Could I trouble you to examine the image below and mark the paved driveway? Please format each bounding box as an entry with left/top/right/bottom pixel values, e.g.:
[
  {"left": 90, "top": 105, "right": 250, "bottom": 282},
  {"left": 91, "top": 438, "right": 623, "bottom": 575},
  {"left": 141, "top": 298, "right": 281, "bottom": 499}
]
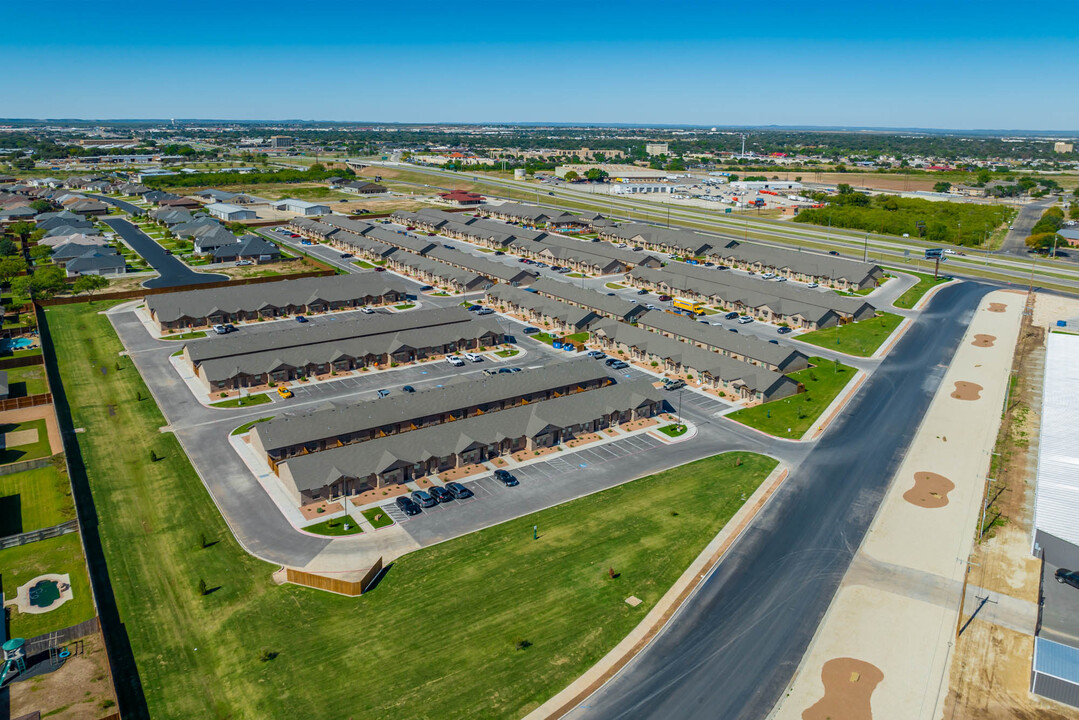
[{"left": 103, "top": 218, "right": 226, "bottom": 289}]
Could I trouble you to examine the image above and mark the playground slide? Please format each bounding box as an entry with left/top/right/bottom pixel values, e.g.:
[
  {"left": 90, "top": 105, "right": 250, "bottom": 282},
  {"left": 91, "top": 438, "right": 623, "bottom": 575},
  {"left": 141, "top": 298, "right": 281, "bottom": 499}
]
[{"left": 0, "top": 658, "right": 18, "bottom": 685}]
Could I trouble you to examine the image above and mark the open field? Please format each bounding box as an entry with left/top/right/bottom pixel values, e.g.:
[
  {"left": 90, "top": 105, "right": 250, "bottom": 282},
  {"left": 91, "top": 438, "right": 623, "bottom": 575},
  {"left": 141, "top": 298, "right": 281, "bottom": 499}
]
[
  {"left": 797, "top": 311, "right": 904, "bottom": 357},
  {"left": 0, "top": 532, "right": 95, "bottom": 638},
  {"left": 728, "top": 356, "right": 856, "bottom": 437},
  {"left": 48, "top": 298, "right": 776, "bottom": 720},
  {"left": 0, "top": 459, "right": 75, "bottom": 534}
]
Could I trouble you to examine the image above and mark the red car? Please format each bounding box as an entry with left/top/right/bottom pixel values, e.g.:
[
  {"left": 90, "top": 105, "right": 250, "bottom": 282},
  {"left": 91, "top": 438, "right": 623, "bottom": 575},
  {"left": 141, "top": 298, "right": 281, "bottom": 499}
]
[
  {"left": 289, "top": 233, "right": 300, "bottom": 238},
  {"left": 658, "top": 294, "right": 672, "bottom": 301}
]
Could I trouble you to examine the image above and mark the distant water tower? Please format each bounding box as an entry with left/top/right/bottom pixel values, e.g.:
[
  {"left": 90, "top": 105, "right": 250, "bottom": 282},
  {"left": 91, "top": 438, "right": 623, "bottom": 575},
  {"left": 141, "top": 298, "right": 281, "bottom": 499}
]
[{"left": 514, "top": 168, "right": 526, "bottom": 180}]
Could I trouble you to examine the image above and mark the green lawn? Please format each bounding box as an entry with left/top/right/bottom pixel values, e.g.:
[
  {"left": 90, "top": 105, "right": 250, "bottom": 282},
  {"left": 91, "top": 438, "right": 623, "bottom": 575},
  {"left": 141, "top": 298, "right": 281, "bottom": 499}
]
[
  {"left": 495, "top": 348, "right": 520, "bottom": 358},
  {"left": 230, "top": 417, "right": 273, "bottom": 436},
  {"left": 728, "top": 356, "right": 856, "bottom": 437},
  {"left": 361, "top": 506, "right": 395, "bottom": 529},
  {"left": 209, "top": 393, "right": 273, "bottom": 409},
  {"left": 0, "top": 418, "right": 55, "bottom": 465},
  {"left": 0, "top": 533, "right": 95, "bottom": 638},
  {"left": 302, "top": 515, "right": 363, "bottom": 536},
  {"left": 47, "top": 299, "right": 777, "bottom": 720},
  {"left": 795, "top": 312, "right": 904, "bottom": 357},
  {"left": 0, "top": 460, "right": 75, "bottom": 535},
  {"left": 353, "top": 260, "right": 375, "bottom": 268},
  {"left": 161, "top": 331, "right": 207, "bottom": 341},
  {"left": 3, "top": 363, "right": 50, "bottom": 397},
  {"left": 892, "top": 271, "right": 951, "bottom": 310},
  {"left": 604, "top": 282, "right": 626, "bottom": 289},
  {"left": 566, "top": 272, "right": 587, "bottom": 278},
  {"left": 658, "top": 423, "right": 687, "bottom": 438},
  {"left": 394, "top": 303, "right": 416, "bottom": 310},
  {"left": 531, "top": 331, "right": 589, "bottom": 347}
]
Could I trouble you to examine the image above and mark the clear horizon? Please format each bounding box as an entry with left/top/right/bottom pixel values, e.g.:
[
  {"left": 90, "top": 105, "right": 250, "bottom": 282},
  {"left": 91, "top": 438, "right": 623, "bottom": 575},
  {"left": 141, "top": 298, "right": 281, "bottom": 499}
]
[{"left": 6, "top": 0, "right": 1079, "bottom": 131}]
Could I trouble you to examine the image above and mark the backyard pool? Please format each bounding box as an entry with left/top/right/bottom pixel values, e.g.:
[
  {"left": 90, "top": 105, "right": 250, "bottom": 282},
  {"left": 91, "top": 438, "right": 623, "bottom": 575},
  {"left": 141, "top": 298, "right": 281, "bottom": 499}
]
[{"left": 1, "top": 338, "right": 33, "bottom": 352}]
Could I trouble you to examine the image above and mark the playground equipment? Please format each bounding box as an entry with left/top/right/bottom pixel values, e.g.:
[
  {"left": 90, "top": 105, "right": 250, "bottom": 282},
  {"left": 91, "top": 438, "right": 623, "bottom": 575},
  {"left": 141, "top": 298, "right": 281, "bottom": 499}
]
[{"left": 1, "top": 638, "right": 27, "bottom": 686}]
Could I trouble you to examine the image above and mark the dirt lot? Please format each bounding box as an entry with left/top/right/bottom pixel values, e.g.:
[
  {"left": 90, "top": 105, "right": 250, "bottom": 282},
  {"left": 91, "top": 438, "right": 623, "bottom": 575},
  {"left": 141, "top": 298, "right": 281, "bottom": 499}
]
[
  {"left": 944, "top": 292, "right": 1079, "bottom": 719},
  {"left": 8, "top": 632, "right": 117, "bottom": 720}
]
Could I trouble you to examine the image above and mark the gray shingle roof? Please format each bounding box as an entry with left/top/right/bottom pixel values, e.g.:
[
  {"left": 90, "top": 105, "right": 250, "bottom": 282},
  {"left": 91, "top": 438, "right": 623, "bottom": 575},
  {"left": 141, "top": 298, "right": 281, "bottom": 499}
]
[
  {"left": 254, "top": 358, "right": 610, "bottom": 453},
  {"left": 148, "top": 273, "right": 409, "bottom": 324},
  {"left": 636, "top": 309, "right": 808, "bottom": 370},
  {"left": 279, "top": 378, "right": 662, "bottom": 492},
  {"left": 210, "top": 235, "right": 281, "bottom": 260},
  {"left": 712, "top": 242, "right": 882, "bottom": 285},
  {"left": 529, "top": 277, "right": 647, "bottom": 321},
  {"left": 485, "top": 284, "right": 601, "bottom": 331}
]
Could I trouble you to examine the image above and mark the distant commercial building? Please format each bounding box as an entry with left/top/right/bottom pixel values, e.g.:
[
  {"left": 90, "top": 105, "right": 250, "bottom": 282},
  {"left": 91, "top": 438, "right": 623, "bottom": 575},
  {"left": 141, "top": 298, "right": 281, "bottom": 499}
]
[
  {"left": 271, "top": 199, "right": 331, "bottom": 216},
  {"left": 340, "top": 181, "right": 388, "bottom": 195},
  {"left": 610, "top": 183, "right": 672, "bottom": 195},
  {"left": 555, "top": 164, "right": 668, "bottom": 182},
  {"left": 645, "top": 142, "right": 669, "bottom": 156},
  {"left": 206, "top": 203, "right": 257, "bottom": 222},
  {"left": 270, "top": 135, "right": 294, "bottom": 149},
  {"left": 439, "top": 190, "right": 485, "bottom": 206},
  {"left": 730, "top": 181, "right": 803, "bottom": 192},
  {"left": 1054, "top": 142, "right": 1074, "bottom": 153}
]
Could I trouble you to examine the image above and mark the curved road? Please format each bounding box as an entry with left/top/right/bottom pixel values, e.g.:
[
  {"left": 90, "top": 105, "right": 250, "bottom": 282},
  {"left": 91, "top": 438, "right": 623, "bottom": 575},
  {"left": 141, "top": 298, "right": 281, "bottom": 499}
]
[
  {"left": 103, "top": 217, "right": 226, "bottom": 289},
  {"left": 571, "top": 281, "right": 990, "bottom": 720}
]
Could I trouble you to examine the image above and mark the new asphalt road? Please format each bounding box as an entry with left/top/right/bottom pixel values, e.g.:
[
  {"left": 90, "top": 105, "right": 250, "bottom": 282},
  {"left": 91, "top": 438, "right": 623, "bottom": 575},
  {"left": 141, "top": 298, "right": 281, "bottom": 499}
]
[
  {"left": 571, "top": 281, "right": 991, "bottom": 720},
  {"left": 103, "top": 217, "right": 226, "bottom": 289}
]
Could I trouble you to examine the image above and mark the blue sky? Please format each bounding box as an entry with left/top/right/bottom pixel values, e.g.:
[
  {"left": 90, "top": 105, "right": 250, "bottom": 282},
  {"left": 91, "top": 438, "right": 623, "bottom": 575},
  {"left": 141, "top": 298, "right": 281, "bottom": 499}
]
[{"left": 5, "top": 0, "right": 1078, "bottom": 130}]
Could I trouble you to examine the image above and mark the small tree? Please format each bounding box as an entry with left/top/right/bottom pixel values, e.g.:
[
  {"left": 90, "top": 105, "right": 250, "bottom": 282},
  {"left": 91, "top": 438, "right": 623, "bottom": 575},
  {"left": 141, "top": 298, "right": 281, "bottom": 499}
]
[
  {"left": 73, "top": 274, "right": 109, "bottom": 299},
  {"left": 197, "top": 578, "right": 208, "bottom": 596}
]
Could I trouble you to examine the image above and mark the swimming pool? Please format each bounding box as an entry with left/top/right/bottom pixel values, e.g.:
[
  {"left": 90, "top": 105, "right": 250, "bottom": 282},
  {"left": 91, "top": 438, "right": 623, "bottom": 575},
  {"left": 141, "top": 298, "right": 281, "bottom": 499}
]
[{"left": 0, "top": 338, "right": 33, "bottom": 352}]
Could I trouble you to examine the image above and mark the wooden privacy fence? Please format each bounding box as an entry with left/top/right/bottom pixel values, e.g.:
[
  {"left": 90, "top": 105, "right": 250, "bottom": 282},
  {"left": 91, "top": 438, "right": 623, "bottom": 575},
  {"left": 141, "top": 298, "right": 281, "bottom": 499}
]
[
  {"left": 284, "top": 557, "right": 383, "bottom": 597},
  {"left": 0, "top": 392, "right": 52, "bottom": 411},
  {"left": 37, "top": 268, "right": 336, "bottom": 306},
  {"left": 0, "top": 354, "right": 44, "bottom": 371}
]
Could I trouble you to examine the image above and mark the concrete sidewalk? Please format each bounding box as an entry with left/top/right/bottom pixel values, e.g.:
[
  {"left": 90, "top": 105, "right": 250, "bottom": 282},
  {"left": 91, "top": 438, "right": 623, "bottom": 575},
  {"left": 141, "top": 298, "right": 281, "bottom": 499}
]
[{"left": 770, "top": 289, "right": 1026, "bottom": 720}]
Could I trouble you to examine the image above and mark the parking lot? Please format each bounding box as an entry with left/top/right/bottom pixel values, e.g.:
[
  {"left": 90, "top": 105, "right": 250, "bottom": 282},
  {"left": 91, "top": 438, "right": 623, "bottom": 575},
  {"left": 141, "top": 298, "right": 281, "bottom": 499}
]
[{"left": 377, "top": 432, "right": 669, "bottom": 532}]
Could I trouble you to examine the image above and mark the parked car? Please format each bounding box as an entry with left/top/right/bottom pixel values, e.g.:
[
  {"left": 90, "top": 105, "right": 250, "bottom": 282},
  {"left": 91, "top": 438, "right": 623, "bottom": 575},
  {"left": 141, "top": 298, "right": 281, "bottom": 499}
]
[
  {"left": 376, "top": 389, "right": 390, "bottom": 398},
  {"left": 604, "top": 357, "right": 619, "bottom": 367},
  {"left": 637, "top": 289, "right": 648, "bottom": 295},
  {"left": 498, "top": 368, "right": 513, "bottom": 374},
  {"left": 289, "top": 233, "right": 300, "bottom": 238},
  {"left": 1056, "top": 568, "right": 1079, "bottom": 590},
  {"left": 768, "top": 339, "right": 780, "bottom": 345},
  {"left": 828, "top": 251, "right": 840, "bottom": 256},
  {"left": 446, "top": 482, "right": 473, "bottom": 499},
  {"left": 466, "top": 304, "right": 482, "bottom": 312},
  {"left": 483, "top": 369, "right": 499, "bottom": 376},
  {"left": 494, "top": 469, "right": 519, "bottom": 487},
  {"left": 235, "top": 260, "right": 253, "bottom": 266},
  {"left": 396, "top": 496, "right": 422, "bottom": 516},
  {"left": 360, "top": 307, "right": 375, "bottom": 315},
  {"left": 402, "top": 385, "right": 416, "bottom": 393},
  {"left": 340, "top": 253, "right": 353, "bottom": 259},
  {"left": 610, "top": 360, "right": 629, "bottom": 369},
  {"left": 429, "top": 486, "right": 453, "bottom": 503},
  {"left": 728, "top": 327, "right": 738, "bottom": 333},
  {"left": 295, "top": 316, "right": 308, "bottom": 323},
  {"left": 778, "top": 326, "right": 793, "bottom": 334},
  {"left": 476, "top": 308, "right": 495, "bottom": 316},
  {"left": 738, "top": 316, "right": 754, "bottom": 324},
  {"left": 659, "top": 295, "right": 672, "bottom": 302},
  {"left": 586, "top": 350, "right": 607, "bottom": 359},
  {"left": 807, "top": 282, "right": 819, "bottom": 289},
  {"left": 725, "top": 311, "right": 740, "bottom": 320},
  {"left": 522, "top": 326, "right": 540, "bottom": 334},
  {"left": 446, "top": 356, "right": 465, "bottom": 367},
  {"left": 224, "top": 324, "right": 236, "bottom": 333},
  {"left": 507, "top": 367, "right": 522, "bottom": 373},
  {"left": 374, "top": 267, "right": 386, "bottom": 272},
  {"left": 277, "top": 386, "right": 293, "bottom": 399},
  {"left": 664, "top": 379, "right": 686, "bottom": 390},
  {"left": 419, "top": 285, "right": 434, "bottom": 291},
  {"left": 212, "top": 324, "right": 228, "bottom": 335},
  {"left": 762, "top": 272, "right": 776, "bottom": 279},
  {"left": 464, "top": 352, "right": 483, "bottom": 362},
  {"left": 411, "top": 490, "right": 437, "bottom": 508}
]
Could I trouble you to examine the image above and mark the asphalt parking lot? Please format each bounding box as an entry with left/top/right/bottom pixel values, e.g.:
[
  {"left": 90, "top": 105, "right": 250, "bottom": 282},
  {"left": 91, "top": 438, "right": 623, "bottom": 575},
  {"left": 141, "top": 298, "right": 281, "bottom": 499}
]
[
  {"left": 378, "top": 432, "right": 668, "bottom": 535},
  {"left": 1040, "top": 560, "right": 1079, "bottom": 645}
]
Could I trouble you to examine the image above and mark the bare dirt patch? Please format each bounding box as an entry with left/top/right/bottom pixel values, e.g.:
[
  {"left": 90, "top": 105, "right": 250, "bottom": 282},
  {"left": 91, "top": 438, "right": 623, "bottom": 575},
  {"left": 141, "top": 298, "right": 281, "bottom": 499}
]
[
  {"left": 300, "top": 500, "right": 342, "bottom": 520},
  {"left": 802, "top": 657, "right": 884, "bottom": 720},
  {"left": 972, "top": 334, "right": 997, "bottom": 348},
  {"left": 8, "top": 632, "right": 117, "bottom": 720},
  {"left": 951, "top": 381, "right": 984, "bottom": 401},
  {"left": 903, "top": 471, "right": 955, "bottom": 508},
  {"left": 988, "top": 303, "right": 1008, "bottom": 313}
]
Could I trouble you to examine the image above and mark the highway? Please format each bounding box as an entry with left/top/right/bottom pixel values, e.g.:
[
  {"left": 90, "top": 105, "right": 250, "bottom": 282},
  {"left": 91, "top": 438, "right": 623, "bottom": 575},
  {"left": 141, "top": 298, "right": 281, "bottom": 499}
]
[
  {"left": 362, "top": 160, "right": 1079, "bottom": 293},
  {"left": 568, "top": 281, "right": 989, "bottom": 720}
]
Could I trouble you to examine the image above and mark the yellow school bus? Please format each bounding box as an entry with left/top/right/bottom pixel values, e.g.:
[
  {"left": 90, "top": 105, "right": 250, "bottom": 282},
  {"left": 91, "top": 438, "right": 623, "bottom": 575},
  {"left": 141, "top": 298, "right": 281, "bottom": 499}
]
[{"left": 672, "top": 298, "right": 704, "bottom": 315}]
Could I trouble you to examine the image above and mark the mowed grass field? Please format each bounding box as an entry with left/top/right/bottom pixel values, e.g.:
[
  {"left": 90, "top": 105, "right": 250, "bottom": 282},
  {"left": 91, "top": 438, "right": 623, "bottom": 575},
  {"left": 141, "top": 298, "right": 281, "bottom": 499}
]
[
  {"left": 893, "top": 271, "right": 952, "bottom": 310},
  {"left": 728, "top": 356, "right": 857, "bottom": 437},
  {"left": 797, "top": 311, "right": 904, "bottom": 357},
  {"left": 46, "top": 301, "right": 777, "bottom": 720}
]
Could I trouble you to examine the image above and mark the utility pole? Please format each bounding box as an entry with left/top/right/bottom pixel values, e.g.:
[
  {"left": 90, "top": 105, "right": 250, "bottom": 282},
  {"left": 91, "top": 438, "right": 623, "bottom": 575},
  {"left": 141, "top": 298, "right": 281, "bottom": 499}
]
[{"left": 863, "top": 232, "right": 869, "bottom": 262}]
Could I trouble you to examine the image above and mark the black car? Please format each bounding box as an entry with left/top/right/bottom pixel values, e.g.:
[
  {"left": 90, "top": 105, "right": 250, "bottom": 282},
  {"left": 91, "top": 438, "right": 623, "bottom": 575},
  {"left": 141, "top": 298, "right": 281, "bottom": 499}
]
[
  {"left": 725, "top": 311, "right": 739, "bottom": 320},
  {"left": 498, "top": 367, "right": 513, "bottom": 374},
  {"left": 522, "top": 326, "right": 540, "bottom": 334},
  {"left": 1057, "top": 568, "right": 1079, "bottom": 590},
  {"left": 295, "top": 315, "right": 309, "bottom": 323},
  {"left": 446, "top": 482, "right": 473, "bottom": 499},
  {"left": 768, "top": 339, "right": 780, "bottom": 344},
  {"left": 777, "top": 326, "right": 793, "bottom": 335},
  {"left": 429, "top": 486, "right": 453, "bottom": 503},
  {"left": 494, "top": 469, "right": 519, "bottom": 487},
  {"left": 396, "top": 496, "right": 422, "bottom": 516},
  {"left": 402, "top": 385, "right": 416, "bottom": 393},
  {"left": 728, "top": 327, "right": 738, "bottom": 333},
  {"left": 605, "top": 358, "right": 619, "bottom": 367},
  {"left": 412, "top": 490, "right": 437, "bottom": 508},
  {"left": 340, "top": 252, "right": 353, "bottom": 259},
  {"left": 828, "top": 250, "right": 840, "bottom": 256},
  {"left": 606, "top": 292, "right": 615, "bottom": 297},
  {"left": 636, "top": 289, "right": 648, "bottom": 295}
]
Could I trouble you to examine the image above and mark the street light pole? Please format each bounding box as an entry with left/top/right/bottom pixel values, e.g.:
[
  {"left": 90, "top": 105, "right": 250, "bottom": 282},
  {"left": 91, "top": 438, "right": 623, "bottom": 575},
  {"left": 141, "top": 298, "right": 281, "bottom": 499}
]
[
  {"left": 863, "top": 232, "right": 869, "bottom": 262},
  {"left": 677, "top": 388, "right": 684, "bottom": 425}
]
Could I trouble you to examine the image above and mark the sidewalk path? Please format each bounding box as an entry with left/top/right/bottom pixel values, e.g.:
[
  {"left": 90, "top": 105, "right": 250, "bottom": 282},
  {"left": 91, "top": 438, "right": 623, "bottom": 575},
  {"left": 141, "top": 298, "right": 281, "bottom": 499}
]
[{"left": 771, "top": 290, "right": 1025, "bottom": 720}]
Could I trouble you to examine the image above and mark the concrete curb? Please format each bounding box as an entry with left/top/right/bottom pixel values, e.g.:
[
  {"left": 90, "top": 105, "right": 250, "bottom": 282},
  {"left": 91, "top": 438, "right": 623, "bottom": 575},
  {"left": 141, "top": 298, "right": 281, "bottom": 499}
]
[{"left": 525, "top": 461, "right": 791, "bottom": 720}]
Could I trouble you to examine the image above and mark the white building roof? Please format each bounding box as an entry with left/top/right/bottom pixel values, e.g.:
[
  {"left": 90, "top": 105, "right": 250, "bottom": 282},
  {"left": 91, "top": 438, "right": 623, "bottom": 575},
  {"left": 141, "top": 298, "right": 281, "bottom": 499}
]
[
  {"left": 1033, "top": 331, "right": 1079, "bottom": 549},
  {"left": 206, "top": 202, "right": 248, "bottom": 215},
  {"left": 273, "top": 198, "right": 329, "bottom": 210}
]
